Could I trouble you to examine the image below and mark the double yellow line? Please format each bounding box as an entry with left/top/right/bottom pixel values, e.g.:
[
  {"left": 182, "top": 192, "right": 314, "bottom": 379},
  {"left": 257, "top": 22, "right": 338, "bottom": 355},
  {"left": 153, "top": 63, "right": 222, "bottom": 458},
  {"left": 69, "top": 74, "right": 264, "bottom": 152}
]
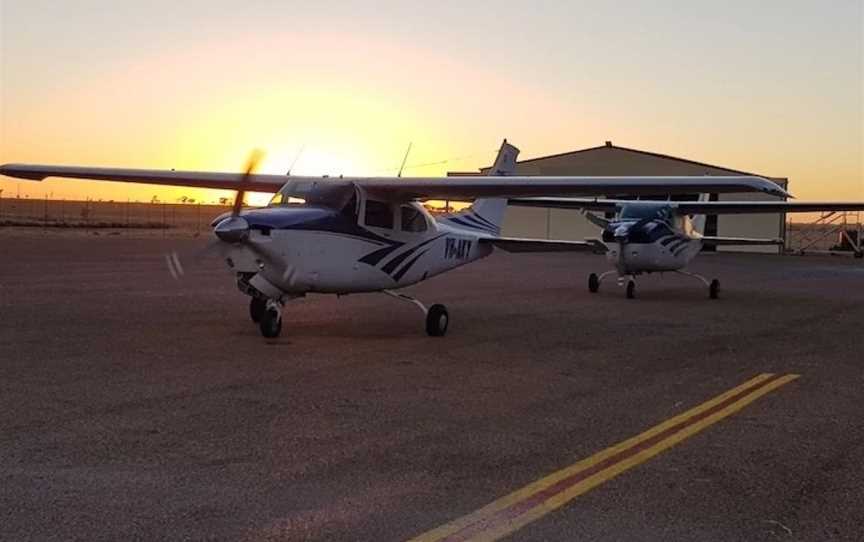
[{"left": 411, "top": 373, "right": 799, "bottom": 542}]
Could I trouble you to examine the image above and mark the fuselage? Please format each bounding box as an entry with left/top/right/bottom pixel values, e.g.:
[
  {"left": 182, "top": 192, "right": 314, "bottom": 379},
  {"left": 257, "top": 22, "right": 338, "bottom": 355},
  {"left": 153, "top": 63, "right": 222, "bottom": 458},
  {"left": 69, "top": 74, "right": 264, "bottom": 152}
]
[
  {"left": 602, "top": 220, "right": 702, "bottom": 273},
  {"left": 219, "top": 201, "right": 493, "bottom": 296},
  {"left": 600, "top": 202, "right": 703, "bottom": 274}
]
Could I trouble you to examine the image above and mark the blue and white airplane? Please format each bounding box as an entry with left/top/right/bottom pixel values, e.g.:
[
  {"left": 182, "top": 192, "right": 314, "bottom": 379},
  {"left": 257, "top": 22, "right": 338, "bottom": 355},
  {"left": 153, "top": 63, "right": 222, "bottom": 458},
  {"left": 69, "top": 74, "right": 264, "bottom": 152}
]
[
  {"left": 510, "top": 196, "right": 864, "bottom": 299},
  {"left": 0, "top": 141, "right": 789, "bottom": 338}
]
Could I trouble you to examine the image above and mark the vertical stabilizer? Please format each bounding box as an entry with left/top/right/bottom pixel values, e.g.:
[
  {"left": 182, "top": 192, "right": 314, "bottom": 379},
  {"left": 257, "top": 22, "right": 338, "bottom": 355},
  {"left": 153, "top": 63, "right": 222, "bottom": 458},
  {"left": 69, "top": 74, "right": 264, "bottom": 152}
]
[
  {"left": 470, "top": 139, "right": 519, "bottom": 231},
  {"left": 690, "top": 193, "right": 711, "bottom": 234}
]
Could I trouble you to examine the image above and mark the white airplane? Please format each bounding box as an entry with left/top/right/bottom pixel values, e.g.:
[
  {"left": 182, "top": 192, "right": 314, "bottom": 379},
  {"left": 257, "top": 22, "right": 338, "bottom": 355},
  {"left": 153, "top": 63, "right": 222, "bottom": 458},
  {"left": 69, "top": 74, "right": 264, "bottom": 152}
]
[
  {"left": 509, "top": 196, "right": 864, "bottom": 299},
  {"left": 1, "top": 141, "right": 789, "bottom": 337}
]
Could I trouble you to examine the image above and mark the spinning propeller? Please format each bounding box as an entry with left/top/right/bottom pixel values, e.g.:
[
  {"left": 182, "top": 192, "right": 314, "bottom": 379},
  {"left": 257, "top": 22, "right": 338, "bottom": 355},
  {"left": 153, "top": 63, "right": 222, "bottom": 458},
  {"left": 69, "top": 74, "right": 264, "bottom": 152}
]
[
  {"left": 166, "top": 150, "right": 269, "bottom": 279},
  {"left": 213, "top": 149, "right": 264, "bottom": 244}
]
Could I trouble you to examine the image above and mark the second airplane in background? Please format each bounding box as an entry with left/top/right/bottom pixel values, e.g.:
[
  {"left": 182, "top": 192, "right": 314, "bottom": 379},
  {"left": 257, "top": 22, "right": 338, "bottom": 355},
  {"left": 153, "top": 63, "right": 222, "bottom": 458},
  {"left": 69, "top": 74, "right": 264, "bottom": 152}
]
[{"left": 509, "top": 197, "right": 864, "bottom": 299}]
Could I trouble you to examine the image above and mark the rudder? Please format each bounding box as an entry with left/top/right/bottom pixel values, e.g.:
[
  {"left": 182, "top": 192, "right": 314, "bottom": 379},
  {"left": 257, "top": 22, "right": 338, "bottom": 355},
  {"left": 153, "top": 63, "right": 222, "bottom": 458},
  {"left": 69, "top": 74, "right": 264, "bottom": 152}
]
[{"left": 470, "top": 139, "right": 519, "bottom": 230}]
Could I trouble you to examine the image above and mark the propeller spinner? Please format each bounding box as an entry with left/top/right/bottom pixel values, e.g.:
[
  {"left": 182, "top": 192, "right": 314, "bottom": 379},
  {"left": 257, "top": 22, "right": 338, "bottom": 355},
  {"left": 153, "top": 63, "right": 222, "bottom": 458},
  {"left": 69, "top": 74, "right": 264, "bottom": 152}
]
[{"left": 214, "top": 150, "right": 264, "bottom": 243}]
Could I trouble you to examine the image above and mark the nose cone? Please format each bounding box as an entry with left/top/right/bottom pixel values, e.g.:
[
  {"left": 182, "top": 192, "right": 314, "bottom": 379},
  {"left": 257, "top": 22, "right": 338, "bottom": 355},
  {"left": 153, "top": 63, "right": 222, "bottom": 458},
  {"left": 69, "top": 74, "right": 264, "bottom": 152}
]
[{"left": 214, "top": 216, "right": 250, "bottom": 243}]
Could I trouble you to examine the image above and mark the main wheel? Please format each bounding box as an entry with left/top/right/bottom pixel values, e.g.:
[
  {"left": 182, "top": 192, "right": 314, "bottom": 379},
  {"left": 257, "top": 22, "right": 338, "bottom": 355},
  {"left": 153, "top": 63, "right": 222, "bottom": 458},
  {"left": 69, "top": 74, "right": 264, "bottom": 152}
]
[
  {"left": 588, "top": 273, "right": 600, "bottom": 293},
  {"left": 249, "top": 297, "right": 267, "bottom": 323},
  {"left": 625, "top": 280, "right": 636, "bottom": 299},
  {"left": 259, "top": 308, "right": 282, "bottom": 338},
  {"left": 425, "top": 304, "right": 449, "bottom": 337},
  {"left": 709, "top": 279, "right": 720, "bottom": 299}
]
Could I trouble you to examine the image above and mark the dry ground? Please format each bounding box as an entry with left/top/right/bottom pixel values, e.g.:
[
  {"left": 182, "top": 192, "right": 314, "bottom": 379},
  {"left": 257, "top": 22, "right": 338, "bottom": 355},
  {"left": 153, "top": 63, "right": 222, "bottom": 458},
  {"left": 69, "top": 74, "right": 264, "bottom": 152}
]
[{"left": 1, "top": 234, "right": 863, "bottom": 541}]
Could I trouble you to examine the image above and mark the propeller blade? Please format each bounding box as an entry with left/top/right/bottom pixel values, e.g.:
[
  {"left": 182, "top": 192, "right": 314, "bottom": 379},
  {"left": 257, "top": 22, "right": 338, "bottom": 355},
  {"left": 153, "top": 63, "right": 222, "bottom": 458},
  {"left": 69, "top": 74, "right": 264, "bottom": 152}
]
[
  {"left": 232, "top": 149, "right": 265, "bottom": 217},
  {"left": 165, "top": 251, "right": 185, "bottom": 280},
  {"left": 164, "top": 240, "right": 226, "bottom": 281}
]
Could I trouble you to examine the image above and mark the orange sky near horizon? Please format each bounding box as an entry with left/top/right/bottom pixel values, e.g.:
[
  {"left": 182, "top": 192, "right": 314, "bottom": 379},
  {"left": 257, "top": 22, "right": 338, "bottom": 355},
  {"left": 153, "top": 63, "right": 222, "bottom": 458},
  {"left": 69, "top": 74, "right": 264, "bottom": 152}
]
[{"left": 1, "top": 1, "right": 861, "bottom": 210}]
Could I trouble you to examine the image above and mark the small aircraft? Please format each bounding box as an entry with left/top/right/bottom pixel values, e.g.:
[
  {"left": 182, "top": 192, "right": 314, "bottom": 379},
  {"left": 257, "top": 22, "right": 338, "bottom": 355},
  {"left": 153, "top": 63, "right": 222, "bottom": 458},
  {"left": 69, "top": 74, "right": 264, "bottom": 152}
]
[
  {"left": 509, "top": 196, "right": 864, "bottom": 299},
  {"left": 1, "top": 141, "right": 789, "bottom": 337}
]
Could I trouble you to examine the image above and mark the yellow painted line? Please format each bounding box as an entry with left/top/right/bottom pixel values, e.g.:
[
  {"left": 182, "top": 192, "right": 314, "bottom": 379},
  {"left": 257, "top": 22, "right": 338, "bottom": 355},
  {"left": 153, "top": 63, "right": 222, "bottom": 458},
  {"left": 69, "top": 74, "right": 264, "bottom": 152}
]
[{"left": 410, "top": 373, "right": 799, "bottom": 542}]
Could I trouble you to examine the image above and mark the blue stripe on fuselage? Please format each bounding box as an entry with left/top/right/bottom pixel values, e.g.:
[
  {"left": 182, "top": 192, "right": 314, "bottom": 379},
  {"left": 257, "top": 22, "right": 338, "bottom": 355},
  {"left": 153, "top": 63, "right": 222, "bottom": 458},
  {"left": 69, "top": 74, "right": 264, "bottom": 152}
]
[{"left": 241, "top": 206, "right": 397, "bottom": 246}]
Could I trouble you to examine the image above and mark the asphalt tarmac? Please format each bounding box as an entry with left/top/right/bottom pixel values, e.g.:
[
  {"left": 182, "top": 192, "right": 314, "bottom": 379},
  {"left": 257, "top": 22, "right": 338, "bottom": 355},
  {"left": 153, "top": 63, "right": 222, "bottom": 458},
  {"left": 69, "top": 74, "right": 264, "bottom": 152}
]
[{"left": 1, "top": 235, "right": 862, "bottom": 541}]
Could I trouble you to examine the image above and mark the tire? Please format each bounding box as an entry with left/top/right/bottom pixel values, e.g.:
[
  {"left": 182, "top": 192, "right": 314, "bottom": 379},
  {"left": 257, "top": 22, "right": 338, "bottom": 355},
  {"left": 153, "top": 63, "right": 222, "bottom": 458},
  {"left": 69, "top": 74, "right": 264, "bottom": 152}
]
[
  {"left": 855, "top": 251, "right": 863, "bottom": 259},
  {"left": 625, "top": 280, "right": 635, "bottom": 299},
  {"left": 249, "top": 297, "right": 267, "bottom": 323},
  {"left": 588, "top": 273, "right": 600, "bottom": 293},
  {"left": 425, "top": 304, "right": 449, "bottom": 337},
  {"left": 709, "top": 279, "right": 720, "bottom": 300},
  {"left": 259, "top": 309, "right": 282, "bottom": 338}
]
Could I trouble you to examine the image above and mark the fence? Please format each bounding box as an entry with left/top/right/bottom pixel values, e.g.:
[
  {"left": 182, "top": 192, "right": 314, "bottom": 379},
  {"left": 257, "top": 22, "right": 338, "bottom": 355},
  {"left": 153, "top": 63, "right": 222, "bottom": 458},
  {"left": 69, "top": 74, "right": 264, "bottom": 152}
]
[{"left": 0, "top": 196, "right": 232, "bottom": 236}]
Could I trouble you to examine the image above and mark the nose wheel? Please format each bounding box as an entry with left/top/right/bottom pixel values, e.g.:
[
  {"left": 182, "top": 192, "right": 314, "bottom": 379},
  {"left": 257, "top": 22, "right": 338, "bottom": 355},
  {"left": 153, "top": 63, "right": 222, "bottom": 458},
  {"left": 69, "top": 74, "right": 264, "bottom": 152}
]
[
  {"left": 625, "top": 279, "right": 636, "bottom": 299},
  {"left": 249, "top": 297, "right": 267, "bottom": 323},
  {"left": 258, "top": 300, "right": 283, "bottom": 338}
]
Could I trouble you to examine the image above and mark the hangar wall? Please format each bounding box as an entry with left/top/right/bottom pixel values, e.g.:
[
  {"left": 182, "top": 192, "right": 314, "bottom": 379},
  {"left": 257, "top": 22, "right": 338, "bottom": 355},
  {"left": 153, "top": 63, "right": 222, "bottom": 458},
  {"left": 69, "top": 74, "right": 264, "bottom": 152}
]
[{"left": 471, "top": 142, "right": 787, "bottom": 254}]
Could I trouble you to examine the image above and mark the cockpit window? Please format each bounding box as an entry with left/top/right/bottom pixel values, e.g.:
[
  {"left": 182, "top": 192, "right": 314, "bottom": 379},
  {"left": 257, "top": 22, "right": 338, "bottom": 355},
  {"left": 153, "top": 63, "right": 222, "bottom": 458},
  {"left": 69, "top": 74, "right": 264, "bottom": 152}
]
[
  {"left": 365, "top": 200, "right": 394, "bottom": 229},
  {"left": 267, "top": 191, "right": 305, "bottom": 206},
  {"left": 269, "top": 179, "right": 352, "bottom": 208},
  {"left": 400, "top": 205, "right": 427, "bottom": 232}
]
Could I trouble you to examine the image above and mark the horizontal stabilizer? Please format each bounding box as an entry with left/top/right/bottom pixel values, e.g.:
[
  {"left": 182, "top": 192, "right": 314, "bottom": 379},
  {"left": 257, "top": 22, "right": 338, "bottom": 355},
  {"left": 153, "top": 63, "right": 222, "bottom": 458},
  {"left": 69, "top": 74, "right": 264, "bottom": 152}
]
[
  {"left": 700, "top": 236, "right": 783, "bottom": 246},
  {"left": 674, "top": 201, "right": 864, "bottom": 215},
  {"left": 510, "top": 198, "right": 864, "bottom": 216},
  {"left": 480, "top": 237, "right": 607, "bottom": 253}
]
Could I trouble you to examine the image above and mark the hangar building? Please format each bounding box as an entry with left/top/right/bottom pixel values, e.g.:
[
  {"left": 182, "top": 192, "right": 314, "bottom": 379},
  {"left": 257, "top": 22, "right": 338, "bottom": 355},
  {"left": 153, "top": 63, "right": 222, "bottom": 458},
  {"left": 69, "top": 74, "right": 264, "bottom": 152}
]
[{"left": 457, "top": 141, "right": 788, "bottom": 253}]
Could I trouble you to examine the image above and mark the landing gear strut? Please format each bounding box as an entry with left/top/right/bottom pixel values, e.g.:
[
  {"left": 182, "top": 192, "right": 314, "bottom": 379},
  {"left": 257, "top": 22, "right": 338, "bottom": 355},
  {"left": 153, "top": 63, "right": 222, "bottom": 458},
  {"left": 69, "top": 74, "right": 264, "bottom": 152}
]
[
  {"left": 675, "top": 270, "right": 720, "bottom": 300},
  {"left": 384, "top": 290, "right": 448, "bottom": 337}
]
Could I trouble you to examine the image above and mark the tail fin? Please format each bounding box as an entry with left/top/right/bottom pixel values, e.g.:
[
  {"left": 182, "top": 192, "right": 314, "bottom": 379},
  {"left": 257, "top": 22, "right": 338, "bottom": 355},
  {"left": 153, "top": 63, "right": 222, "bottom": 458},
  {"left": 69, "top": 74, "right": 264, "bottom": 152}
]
[
  {"left": 470, "top": 139, "right": 519, "bottom": 230},
  {"left": 690, "top": 193, "right": 711, "bottom": 234}
]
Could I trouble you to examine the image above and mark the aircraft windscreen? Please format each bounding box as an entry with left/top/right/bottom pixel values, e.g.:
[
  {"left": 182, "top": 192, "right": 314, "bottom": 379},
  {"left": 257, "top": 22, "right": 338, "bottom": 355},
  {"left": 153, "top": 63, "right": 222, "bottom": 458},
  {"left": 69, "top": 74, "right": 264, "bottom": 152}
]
[
  {"left": 619, "top": 203, "right": 673, "bottom": 222},
  {"left": 269, "top": 179, "right": 355, "bottom": 209}
]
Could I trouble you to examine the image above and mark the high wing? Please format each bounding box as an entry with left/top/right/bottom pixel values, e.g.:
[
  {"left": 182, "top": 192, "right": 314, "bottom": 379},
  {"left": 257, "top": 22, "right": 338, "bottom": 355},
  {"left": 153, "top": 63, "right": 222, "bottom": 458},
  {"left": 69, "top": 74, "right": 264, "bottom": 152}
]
[
  {"left": 672, "top": 201, "right": 864, "bottom": 215},
  {"left": 479, "top": 237, "right": 607, "bottom": 253},
  {"left": 357, "top": 176, "right": 788, "bottom": 200},
  {"left": 699, "top": 236, "right": 784, "bottom": 246},
  {"left": 508, "top": 197, "right": 619, "bottom": 212},
  {"left": 0, "top": 163, "right": 789, "bottom": 200},
  {"left": 0, "top": 164, "right": 289, "bottom": 193},
  {"left": 509, "top": 198, "right": 864, "bottom": 215}
]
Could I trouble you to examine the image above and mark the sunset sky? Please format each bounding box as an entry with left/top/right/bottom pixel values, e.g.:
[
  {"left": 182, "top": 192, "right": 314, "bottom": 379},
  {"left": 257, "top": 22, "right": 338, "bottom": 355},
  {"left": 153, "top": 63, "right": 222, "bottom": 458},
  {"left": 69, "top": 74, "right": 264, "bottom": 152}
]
[{"left": 1, "top": 0, "right": 861, "bottom": 206}]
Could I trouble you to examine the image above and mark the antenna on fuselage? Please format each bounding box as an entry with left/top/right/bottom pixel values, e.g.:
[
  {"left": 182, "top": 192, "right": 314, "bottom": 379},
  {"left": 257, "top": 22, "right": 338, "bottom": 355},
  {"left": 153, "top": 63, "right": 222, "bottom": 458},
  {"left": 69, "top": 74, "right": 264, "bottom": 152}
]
[
  {"left": 397, "top": 142, "right": 413, "bottom": 178},
  {"left": 286, "top": 145, "right": 305, "bottom": 176}
]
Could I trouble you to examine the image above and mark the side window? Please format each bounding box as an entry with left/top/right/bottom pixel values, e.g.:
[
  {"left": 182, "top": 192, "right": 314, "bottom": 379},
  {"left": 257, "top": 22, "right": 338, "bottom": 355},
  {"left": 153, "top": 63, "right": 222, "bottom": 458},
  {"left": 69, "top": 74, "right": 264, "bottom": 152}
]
[
  {"left": 400, "top": 205, "right": 427, "bottom": 233},
  {"left": 365, "top": 200, "right": 394, "bottom": 229}
]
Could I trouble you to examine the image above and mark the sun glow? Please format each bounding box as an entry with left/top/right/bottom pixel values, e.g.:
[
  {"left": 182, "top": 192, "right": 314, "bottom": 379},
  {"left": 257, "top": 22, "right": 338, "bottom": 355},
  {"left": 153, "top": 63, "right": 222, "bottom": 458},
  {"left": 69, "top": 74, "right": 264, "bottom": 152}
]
[{"left": 1, "top": 6, "right": 860, "bottom": 208}]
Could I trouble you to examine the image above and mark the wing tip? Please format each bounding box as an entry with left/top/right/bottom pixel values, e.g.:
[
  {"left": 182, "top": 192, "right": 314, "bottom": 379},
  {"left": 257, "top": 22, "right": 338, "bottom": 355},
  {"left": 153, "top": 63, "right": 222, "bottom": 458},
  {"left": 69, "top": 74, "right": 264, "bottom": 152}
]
[{"left": 0, "top": 164, "right": 46, "bottom": 181}]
